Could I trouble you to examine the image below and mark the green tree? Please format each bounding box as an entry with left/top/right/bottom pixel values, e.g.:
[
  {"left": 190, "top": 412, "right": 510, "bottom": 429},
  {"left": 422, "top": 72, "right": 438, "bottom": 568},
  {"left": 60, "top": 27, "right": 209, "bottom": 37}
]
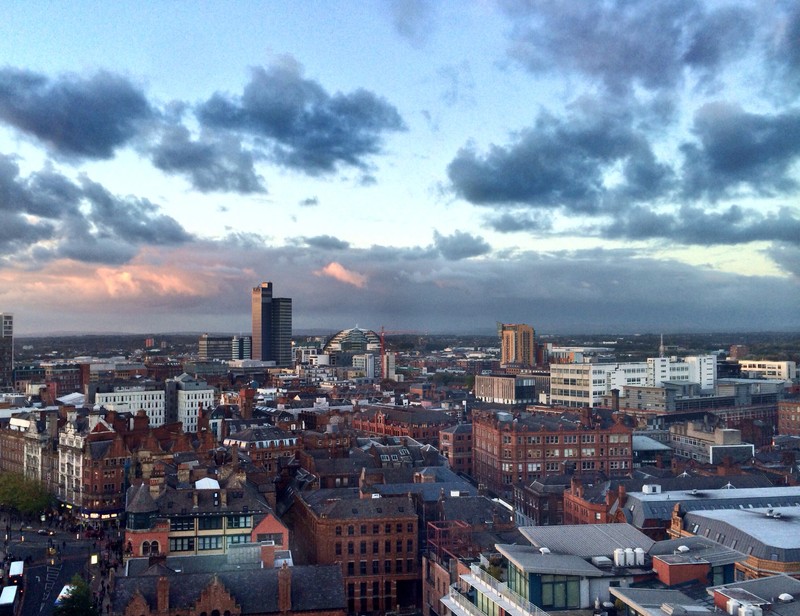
[
  {"left": 53, "top": 574, "right": 99, "bottom": 616},
  {"left": 0, "top": 472, "right": 51, "bottom": 516}
]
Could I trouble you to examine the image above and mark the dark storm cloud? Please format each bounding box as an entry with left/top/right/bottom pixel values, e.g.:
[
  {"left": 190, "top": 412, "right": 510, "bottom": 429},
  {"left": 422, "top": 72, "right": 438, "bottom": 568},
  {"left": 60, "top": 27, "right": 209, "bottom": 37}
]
[
  {"left": 0, "top": 68, "right": 152, "bottom": 159},
  {"left": 503, "top": 0, "right": 756, "bottom": 95},
  {"left": 486, "top": 211, "right": 552, "bottom": 233},
  {"left": 197, "top": 62, "right": 406, "bottom": 174},
  {"left": 447, "top": 111, "right": 665, "bottom": 213},
  {"left": 0, "top": 153, "right": 192, "bottom": 265},
  {"left": 151, "top": 125, "right": 265, "bottom": 194},
  {"left": 433, "top": 230, "right": 491, "bottom": 260},
  {"left": 80, "top": 179, "right": 192, "bottom": 246},
  {"left": 765, "top": 244, "right": 800, "bottom": 279},
  {"left": 681, "top": 103, "right": 800, "bottom": 200},
  {"left": 604, "top": 205, "right": 800, "bottom": 246},
  {"left": 300, "top": 235, "right": 351, "bottom": 250}
]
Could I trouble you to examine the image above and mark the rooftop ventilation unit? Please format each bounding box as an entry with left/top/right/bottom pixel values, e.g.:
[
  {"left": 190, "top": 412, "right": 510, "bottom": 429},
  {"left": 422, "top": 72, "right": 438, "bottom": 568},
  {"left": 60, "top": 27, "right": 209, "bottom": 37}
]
[
  {"left": 676, "top": 545, "right": 690, "bottom": 553},
  {"left": 778, "top": 594, "right": 794, "bottom": 603},
  {"left": 539, "top": 547, "right": 551, "bottom": 554}
]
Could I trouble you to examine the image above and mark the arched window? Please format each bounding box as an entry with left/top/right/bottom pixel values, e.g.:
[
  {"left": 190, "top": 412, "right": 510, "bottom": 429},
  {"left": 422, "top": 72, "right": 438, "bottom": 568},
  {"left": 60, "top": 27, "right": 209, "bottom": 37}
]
[
  {"left": 142, "top": 541, "right": 150, "bottom": 555},
  {"left": 150, "top": 540, "right": 159, "bottom": 554}
]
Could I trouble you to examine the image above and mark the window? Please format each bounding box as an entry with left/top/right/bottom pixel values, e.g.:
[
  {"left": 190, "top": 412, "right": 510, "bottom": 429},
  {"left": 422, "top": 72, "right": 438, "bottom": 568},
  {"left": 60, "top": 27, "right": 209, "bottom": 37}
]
[
  {"left": 198, "top": 536, "right": 222, "bottom": 551},
  {"left": 541, "top": 574, "right": 580, "bottom": 609},
  {"left": 384, "top": 560, "right": 391, "bottom": 573},
  {"left": 348, "top": 542, "right": 354, "bottom": 555},
  {"left": 372, "top": 541, "right": 379, "bottom": 553},
  {"left": 360, "top": 524, "right": 367, "bottom": 535},
  {"left": 396, "top": 540, "right": 402, "bottom": 553},
  {"left": 385, "top": 540, "right": 391, "bottom": 553},
  {"left": 226, "top": 534, "right": 249, "bottom": 546},
  {"left": 360, "top": 561, "right": 367, "bottom": 575},
  {"left": 407, "top": 522, "right": 413, "bottom": 532},
  {"left": 407, "top": 539, "right": 413, "bottom": 552},
  {"left": 169, "top": 537, "right": 194, "bottom": 552},
  {"left": 372, "top": 524, "right": 379, "bottom": 534},
  {"left": 226, "top": 515, "right": 251, "bottom": 528},
  {"left": 170, "top": 517, "right": 194, "bottom": 531},
  {"left": 348, "top": 562, "right": 354, "bottom": 575},
  {"left": 396, "top": 559, "right": 403, "bottom": 573},
  {"left": 360, "top": 541, "right": 367, "bottom": 554},
  {"left": 348, "top": 525, "right": 354, "bottom": 536},
  {"left": 336, "top": 543, "right": 342, "bottom": 556},
  {"left": 373, "top": 560, "right": 379, "bottom": 574},
  {"left": 336, "top": 526, "right": 342, "bottom": 536},
  {"left": 199, "top": 516, "right": 223, "bottom": 530}
]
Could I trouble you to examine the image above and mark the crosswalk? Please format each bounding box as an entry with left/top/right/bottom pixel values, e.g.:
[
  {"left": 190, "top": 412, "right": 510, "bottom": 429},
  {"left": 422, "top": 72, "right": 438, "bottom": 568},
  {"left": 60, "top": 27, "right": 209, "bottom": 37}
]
[{"left": 38, "top": 563, "right": 62, "bottom": 612}]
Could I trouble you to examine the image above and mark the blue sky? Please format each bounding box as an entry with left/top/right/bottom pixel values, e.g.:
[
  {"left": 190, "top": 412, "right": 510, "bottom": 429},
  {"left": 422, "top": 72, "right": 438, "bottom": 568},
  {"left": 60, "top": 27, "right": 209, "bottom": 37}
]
[{"left": 1, "top": 0, "right": 798, "bottom": 335}]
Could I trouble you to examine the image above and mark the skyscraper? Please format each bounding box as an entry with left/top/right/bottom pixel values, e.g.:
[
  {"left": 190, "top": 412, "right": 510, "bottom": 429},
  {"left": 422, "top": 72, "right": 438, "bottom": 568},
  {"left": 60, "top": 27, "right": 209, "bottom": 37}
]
[
  {"left": 499, "top": 322, "right": 535, "bottom": 367},
  {"left": 251, "top": 282, "right": 292, "bottom": 367},
  {"left": 0, "top": 313, "right": 13, "bottom": 390}
]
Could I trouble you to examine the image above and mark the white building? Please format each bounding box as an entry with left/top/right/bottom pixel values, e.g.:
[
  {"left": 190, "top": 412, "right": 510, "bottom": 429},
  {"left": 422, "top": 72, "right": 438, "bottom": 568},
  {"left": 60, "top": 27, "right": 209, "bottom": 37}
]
[
  {"left": 738, "top": 360, "right": 797, "bottom": 382},
  {"left": 647, "top": 355, "right": 716, "bottom": 390},
  {"left": 550, "top": 362, "right": 648, "bottom": 408},
  {"left": 551, "top": 355, "right": 717, "bottom": 408},
  {"left": 95, "top": 385, "right": 166, "bottom": 427},
  {"left": 352, "top": 353, "right": 377, "bottom": 378},
  {"left": 169, "top": 373, "right": 215, "bottom": 433}
]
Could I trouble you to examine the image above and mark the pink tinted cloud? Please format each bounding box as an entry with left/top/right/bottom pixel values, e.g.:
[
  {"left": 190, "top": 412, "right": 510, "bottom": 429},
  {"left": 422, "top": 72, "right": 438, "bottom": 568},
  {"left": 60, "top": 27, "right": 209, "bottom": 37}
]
[{"left": 314, "top": 262, "right": 367, "bottom": 288}]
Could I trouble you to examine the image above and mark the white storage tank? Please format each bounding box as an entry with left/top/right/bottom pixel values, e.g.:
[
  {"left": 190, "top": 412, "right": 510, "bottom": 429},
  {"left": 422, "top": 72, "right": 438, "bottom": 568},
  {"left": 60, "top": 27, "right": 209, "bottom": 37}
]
[
  {"left": 727, "top": 599, "right": 741, "bottom": 615},
  {"left": 624, "top": 548, "right": 635, "bottom": 566},
  {"left": 614, "top": 548, "right": 625, "bottom": 567},
  {"left": 634, "top": 547, "right": 645, "bottom": 566}
]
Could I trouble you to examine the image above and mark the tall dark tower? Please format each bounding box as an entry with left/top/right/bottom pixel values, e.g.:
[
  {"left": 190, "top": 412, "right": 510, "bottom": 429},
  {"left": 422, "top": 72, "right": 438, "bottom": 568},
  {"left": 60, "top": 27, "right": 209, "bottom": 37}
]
[
  {"left": 0, "top": 313, "right": 12, "bottom": 390},
  {"left": 251, "top": 282, "right": 292, "bottom": 367}
]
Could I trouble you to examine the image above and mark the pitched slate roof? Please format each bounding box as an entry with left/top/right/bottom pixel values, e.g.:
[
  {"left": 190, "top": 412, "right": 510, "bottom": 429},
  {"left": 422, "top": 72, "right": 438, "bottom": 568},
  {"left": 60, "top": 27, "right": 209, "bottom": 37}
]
[{"left": 113, "top": 565, "right": 345, "bottom": 614}]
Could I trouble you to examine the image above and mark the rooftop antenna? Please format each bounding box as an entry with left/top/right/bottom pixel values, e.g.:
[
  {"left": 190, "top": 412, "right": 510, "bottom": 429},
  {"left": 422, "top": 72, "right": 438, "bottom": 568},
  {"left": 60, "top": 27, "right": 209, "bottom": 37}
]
[{"left": 659, "top": 334, "right": 665, "bottom": 358}]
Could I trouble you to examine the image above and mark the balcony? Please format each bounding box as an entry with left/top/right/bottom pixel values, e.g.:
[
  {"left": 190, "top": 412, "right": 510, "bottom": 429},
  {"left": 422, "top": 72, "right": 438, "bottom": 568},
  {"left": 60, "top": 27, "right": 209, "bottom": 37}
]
[
  {"left": 460, "top": 564, "right": 550, "bottom": 616},
  {"left": 441, "top": 586, "right": 484, "bottom": 616}
]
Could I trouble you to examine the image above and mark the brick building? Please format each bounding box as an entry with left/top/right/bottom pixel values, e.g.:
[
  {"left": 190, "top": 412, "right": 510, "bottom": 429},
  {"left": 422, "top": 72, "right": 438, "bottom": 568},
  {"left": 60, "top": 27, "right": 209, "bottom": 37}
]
[
  {"left": 125, "top": 463, "right": 287, "bottom": 559},
  {"left": 471, "top": 408, "right": 633, "bottom": 500},
  {"left": 439, "top": 423, "right": 472, "bottom": 475},
  {"left": 291, "top": 488, "right": 420, "bottom": 614},
  {"left": 778, "top": 398, "right": 800, "bottom": 436},
  {"left": 351, "top": 405, "right": 458, "bottom": 447}
]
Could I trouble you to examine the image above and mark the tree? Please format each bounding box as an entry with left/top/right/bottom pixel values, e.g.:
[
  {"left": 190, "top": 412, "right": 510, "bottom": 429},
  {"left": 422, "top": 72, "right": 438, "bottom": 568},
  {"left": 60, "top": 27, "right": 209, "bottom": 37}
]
[
  {"left": 0, "top": 472, "right": 51, "bottom": 516},
  {"left": 53, "top": 574, "right": 99, "bottom": 616}
]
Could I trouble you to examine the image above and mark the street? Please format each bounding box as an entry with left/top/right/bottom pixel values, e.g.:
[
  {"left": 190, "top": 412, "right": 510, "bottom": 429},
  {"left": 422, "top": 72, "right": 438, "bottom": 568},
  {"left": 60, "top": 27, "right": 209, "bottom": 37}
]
[{"left": 1, "top": 522, "right": 113, "bottom": 616}]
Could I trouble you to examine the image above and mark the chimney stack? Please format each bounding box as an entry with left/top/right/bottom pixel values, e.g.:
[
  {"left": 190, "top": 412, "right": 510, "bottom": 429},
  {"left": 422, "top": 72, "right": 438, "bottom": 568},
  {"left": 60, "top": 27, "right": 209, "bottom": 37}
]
[
  {"left": 157, "top": 576, "right": 169, "bottom": 613},
  {"left": 278, "top": 562, "right": 292, "bottom": 613}
]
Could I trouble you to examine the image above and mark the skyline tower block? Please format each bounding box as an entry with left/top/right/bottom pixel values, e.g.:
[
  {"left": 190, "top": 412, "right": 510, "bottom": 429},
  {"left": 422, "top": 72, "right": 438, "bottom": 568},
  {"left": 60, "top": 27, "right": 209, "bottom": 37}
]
[
  {"left": 500, "top": 322, "right": 535, "bottom": 367},
  {"left": 251, "top": 282, "right": 292, "bottom": 367},
  {"left": 0, "top": 313, "right": 12, "bottom": 389}
]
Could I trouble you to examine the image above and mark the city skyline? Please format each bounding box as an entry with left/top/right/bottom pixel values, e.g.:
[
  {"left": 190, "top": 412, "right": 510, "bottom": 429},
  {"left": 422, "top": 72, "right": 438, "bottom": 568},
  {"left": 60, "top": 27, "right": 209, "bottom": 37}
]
[{"left": 1, "top": 2, "right": 799, "bottom": 335}]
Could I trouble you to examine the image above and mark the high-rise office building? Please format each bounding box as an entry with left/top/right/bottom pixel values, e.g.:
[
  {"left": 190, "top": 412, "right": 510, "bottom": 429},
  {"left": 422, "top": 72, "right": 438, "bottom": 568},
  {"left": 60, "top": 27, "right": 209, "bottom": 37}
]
[
  {"left": 251, "top": 282, "right": 292, "bottom": 367},
  {"left": 0, "top": 313, "right": 12, "bottom": 389},
  {"left": 499, "top": 322, "right": 535, "bottom": 367}
]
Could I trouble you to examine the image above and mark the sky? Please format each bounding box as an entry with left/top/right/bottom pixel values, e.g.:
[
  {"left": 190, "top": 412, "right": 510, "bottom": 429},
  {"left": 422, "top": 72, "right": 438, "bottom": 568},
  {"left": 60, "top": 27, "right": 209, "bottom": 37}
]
[{"left": 0, "top": 0, "right": 799, "bottom": 336}]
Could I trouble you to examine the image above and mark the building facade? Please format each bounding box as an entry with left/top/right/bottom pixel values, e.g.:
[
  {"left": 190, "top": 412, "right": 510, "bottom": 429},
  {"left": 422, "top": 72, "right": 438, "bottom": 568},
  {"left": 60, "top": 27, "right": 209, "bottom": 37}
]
[
  {"left": 474, "top": 374, "right": 536, "bottom": 405},
  {"left": 95, "top": 386, "right": 167, "bottom": 427},
  {"left": 472, "top": 410, "right": 633, "bottom": 500},
  {"left": 292, "top": 489, "right": 420, "bottom": 615},
  {"left": 252, "top": 282, "right": 293, "bottom": 367},
  {"left": 500, "top": 323, "right": 535, "bottom": 367},
  {"left": 0, "top": 313, "right": 12, "bottom": 390}
]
